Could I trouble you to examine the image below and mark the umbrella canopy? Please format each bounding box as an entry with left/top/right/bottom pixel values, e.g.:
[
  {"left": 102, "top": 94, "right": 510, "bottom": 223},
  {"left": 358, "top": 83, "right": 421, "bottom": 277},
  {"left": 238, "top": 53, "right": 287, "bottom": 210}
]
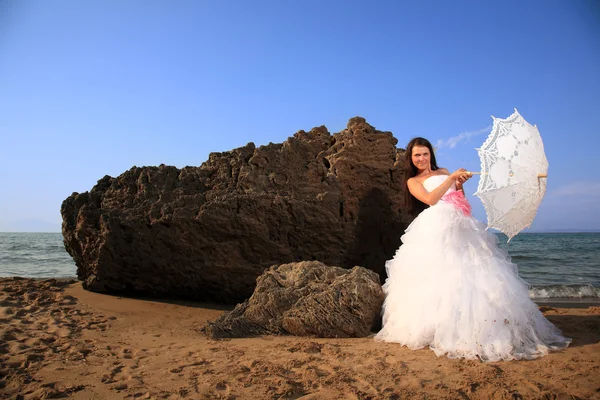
[{"left": 474, "top": 109, "right": 548, "bottom": 241}]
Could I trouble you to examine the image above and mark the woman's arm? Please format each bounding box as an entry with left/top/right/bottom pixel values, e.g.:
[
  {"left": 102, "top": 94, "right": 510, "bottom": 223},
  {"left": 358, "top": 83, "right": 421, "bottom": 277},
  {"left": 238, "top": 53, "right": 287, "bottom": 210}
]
[
  {"left": 407, "top": 169, "right": 469, "bottom": 206},
  {"left": 455, "top": 171, "right": 472, "bottom": 193},
  {"left": 442, "top": 167, "right": 470, "bottom": 193}
]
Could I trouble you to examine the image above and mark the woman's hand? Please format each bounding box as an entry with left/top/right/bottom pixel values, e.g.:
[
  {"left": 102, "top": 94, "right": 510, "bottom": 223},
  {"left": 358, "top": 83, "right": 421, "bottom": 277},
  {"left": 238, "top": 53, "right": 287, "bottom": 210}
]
[
  {"left": 457, "top": 173, "right": 472, "bottom": 185},
  {"left": 451, "top": 168, "right": 472, "bottom": 185},
  {"left": 409, "top": 168, "right": 471, "bottom": 206}
]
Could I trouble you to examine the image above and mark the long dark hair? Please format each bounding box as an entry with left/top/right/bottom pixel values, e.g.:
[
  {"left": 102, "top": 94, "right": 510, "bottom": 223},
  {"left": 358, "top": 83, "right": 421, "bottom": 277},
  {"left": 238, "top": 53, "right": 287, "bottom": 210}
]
[{"left": 404, "top": 137, "right": 439, "bottom": 215}]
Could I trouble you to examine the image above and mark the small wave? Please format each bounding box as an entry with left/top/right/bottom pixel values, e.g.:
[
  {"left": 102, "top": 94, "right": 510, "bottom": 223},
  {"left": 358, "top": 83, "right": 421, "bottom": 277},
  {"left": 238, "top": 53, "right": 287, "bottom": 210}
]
[
  {"left": 0, "top": 255, "right": 32, "bottom": 263},
  {"left": 529, "top": 284, "right": 600, "bottom": 299},
  {"left": 5, "top": 244, "right": 30, "bottom": 251},
  {"left": 510, "top": 255, "right": 539, "bottom": 261}
]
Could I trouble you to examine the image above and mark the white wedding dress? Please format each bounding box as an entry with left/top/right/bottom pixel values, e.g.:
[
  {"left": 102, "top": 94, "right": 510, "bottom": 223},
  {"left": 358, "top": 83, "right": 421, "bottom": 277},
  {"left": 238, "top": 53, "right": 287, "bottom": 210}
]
[{"left": 375, "top": 175, "right": 571, "bottom": 361}]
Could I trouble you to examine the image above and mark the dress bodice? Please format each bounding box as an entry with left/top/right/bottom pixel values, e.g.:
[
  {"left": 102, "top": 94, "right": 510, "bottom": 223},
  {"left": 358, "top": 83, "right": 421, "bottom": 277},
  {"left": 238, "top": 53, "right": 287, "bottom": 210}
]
[{"left": 423, "top": 174, "right": 455, "bottom": 195}]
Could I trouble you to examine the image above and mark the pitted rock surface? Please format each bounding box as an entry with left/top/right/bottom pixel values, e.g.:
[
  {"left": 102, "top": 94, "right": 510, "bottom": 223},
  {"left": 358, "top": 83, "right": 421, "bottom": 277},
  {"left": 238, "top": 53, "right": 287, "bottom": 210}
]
[
  {"left": 204, "top": 261, "right": 385, "bottom": 338},
  {"left": 61, "top": 117, "right": 411, "bottom": 302}
]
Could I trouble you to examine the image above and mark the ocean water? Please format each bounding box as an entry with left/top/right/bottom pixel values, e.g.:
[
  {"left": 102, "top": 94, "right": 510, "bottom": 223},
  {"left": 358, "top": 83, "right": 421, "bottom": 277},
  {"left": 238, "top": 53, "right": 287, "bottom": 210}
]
[
  {"left": 0, "top": 232, "right": 77, "bottom": 278},
  {"left": 497, "top": 232, "right": 600, "bottom": 300},
  {"left": 0, "top": 232, "right": 599, "bottom": 300}
]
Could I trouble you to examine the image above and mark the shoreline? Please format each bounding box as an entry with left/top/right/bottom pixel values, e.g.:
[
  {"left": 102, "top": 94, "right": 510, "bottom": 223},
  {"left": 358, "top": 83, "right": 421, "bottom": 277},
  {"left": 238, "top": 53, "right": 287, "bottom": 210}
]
[
  {"left": 535, "top": 298, "right": 600, "bottom": 308},
  {"left": 3, "top": 275, "right": 599, "bottom": 308}
]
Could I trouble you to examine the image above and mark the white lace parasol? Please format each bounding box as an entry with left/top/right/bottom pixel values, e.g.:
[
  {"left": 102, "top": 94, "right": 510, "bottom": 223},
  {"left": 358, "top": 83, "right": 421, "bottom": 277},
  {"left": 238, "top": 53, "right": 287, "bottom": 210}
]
[{"left": 473, "top": 109, "right": 548, "bottom": 241}]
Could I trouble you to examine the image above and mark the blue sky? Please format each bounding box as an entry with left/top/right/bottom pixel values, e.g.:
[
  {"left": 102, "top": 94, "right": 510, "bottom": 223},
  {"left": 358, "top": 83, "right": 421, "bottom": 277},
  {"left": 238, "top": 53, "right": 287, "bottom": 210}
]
[{"left": 1, "top": 0, "right": 599, "bottom": 232}]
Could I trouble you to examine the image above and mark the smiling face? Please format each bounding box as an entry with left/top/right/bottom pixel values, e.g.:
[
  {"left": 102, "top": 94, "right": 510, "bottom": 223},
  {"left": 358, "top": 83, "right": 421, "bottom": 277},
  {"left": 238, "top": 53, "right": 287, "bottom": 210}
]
[{"left": 411, "top": 145, "right": 431, "bottom": 171}]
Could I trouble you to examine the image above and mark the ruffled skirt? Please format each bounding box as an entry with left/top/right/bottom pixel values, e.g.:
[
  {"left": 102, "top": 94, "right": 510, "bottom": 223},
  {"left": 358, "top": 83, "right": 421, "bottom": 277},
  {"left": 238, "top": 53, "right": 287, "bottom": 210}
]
[{"left": 374, "top": 202, "right": 571, "bottom": 361}]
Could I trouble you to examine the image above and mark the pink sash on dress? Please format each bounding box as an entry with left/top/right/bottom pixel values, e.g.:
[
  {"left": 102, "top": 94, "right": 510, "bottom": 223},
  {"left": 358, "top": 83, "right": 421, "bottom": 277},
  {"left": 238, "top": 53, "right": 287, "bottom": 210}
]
[{"left": 441, "top": 191, "right": 472, "bottom": 216}]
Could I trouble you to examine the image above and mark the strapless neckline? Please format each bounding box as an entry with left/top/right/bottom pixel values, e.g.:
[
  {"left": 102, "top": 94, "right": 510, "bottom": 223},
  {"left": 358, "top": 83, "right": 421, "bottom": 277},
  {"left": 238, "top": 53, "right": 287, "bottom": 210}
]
[
  {"left": 422, "top": 174, "right": 453, "bottom": 194},
  {"left": 423, "top": 174, "right": 449, "bottom": 183}
]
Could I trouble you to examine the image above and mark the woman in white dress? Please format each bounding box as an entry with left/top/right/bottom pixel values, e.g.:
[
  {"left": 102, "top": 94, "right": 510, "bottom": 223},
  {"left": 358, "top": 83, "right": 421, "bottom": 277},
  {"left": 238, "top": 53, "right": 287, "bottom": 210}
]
[{"left": 374, "top": 137, "right": 571, "bottom": 361}]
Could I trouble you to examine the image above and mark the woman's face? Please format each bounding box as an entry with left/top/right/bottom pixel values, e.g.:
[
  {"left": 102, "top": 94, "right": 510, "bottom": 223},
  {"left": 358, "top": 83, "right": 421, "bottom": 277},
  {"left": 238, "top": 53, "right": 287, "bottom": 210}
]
[{"left": 411, "top": 145, "right": 431, "bottom": 171}]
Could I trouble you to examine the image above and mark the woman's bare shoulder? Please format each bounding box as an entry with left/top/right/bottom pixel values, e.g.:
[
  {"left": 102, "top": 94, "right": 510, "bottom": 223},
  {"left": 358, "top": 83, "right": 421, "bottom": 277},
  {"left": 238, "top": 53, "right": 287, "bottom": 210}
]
[{"left": 408, "top": 176, "right": 426, "bottom": 186}]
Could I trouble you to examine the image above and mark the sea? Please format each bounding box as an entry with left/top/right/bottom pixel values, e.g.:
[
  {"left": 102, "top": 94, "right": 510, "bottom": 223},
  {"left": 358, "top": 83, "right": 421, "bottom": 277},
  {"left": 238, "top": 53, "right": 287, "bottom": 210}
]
[{"left": 0, "top": 232, "right": 599, "bottom": 302}]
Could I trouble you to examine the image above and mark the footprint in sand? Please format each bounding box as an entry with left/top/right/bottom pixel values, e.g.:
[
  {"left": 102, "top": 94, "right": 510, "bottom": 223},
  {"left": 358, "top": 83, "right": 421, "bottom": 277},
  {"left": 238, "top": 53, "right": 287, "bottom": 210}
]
[
  {"left": 102, "top": 364, "right": 124, "bottom": 384},
  {"left": 121, "top": 348, "right": 134, "bottom": 359}
]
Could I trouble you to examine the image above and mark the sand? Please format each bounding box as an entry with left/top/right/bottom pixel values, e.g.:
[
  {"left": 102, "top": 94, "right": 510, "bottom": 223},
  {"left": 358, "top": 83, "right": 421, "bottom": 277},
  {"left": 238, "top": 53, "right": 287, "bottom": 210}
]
[{"left": 1, "top": 278, "right": 599, "bottom": 400}]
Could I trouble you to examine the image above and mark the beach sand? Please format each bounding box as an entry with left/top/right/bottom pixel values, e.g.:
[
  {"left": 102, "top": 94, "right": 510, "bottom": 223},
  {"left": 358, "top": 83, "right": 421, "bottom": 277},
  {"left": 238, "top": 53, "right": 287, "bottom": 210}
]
[{"left": 1, "top": 278, "right": 599, "bottom": 399}]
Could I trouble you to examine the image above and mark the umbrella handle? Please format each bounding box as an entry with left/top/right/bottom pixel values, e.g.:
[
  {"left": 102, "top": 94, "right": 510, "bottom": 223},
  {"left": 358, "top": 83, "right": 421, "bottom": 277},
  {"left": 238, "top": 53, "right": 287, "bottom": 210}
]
[{"left": 468, "top": 172, "right": 548, "bottom": 178}]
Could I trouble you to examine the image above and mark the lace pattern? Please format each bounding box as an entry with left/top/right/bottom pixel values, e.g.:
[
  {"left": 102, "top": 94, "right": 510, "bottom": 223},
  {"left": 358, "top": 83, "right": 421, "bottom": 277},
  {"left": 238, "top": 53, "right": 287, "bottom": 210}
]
[{"left": 474, "top": 109, "right": 548, "bottom": 241}]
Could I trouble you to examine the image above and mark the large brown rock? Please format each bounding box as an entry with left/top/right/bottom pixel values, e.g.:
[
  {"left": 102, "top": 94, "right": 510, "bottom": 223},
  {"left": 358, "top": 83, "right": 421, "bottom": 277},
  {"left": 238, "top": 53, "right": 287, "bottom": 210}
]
[
  {"left": 61, "top": 117, "right": 412, "bottom": 302},
  {"left": 204, "top": 261, "right": 385, "bottom": 338}
]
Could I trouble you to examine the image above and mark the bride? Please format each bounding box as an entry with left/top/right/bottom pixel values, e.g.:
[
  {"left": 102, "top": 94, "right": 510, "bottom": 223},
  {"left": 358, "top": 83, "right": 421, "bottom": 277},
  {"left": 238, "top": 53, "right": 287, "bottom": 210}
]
[{"left": 374, "top": 137, "right": 571, "bottom": 361}]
